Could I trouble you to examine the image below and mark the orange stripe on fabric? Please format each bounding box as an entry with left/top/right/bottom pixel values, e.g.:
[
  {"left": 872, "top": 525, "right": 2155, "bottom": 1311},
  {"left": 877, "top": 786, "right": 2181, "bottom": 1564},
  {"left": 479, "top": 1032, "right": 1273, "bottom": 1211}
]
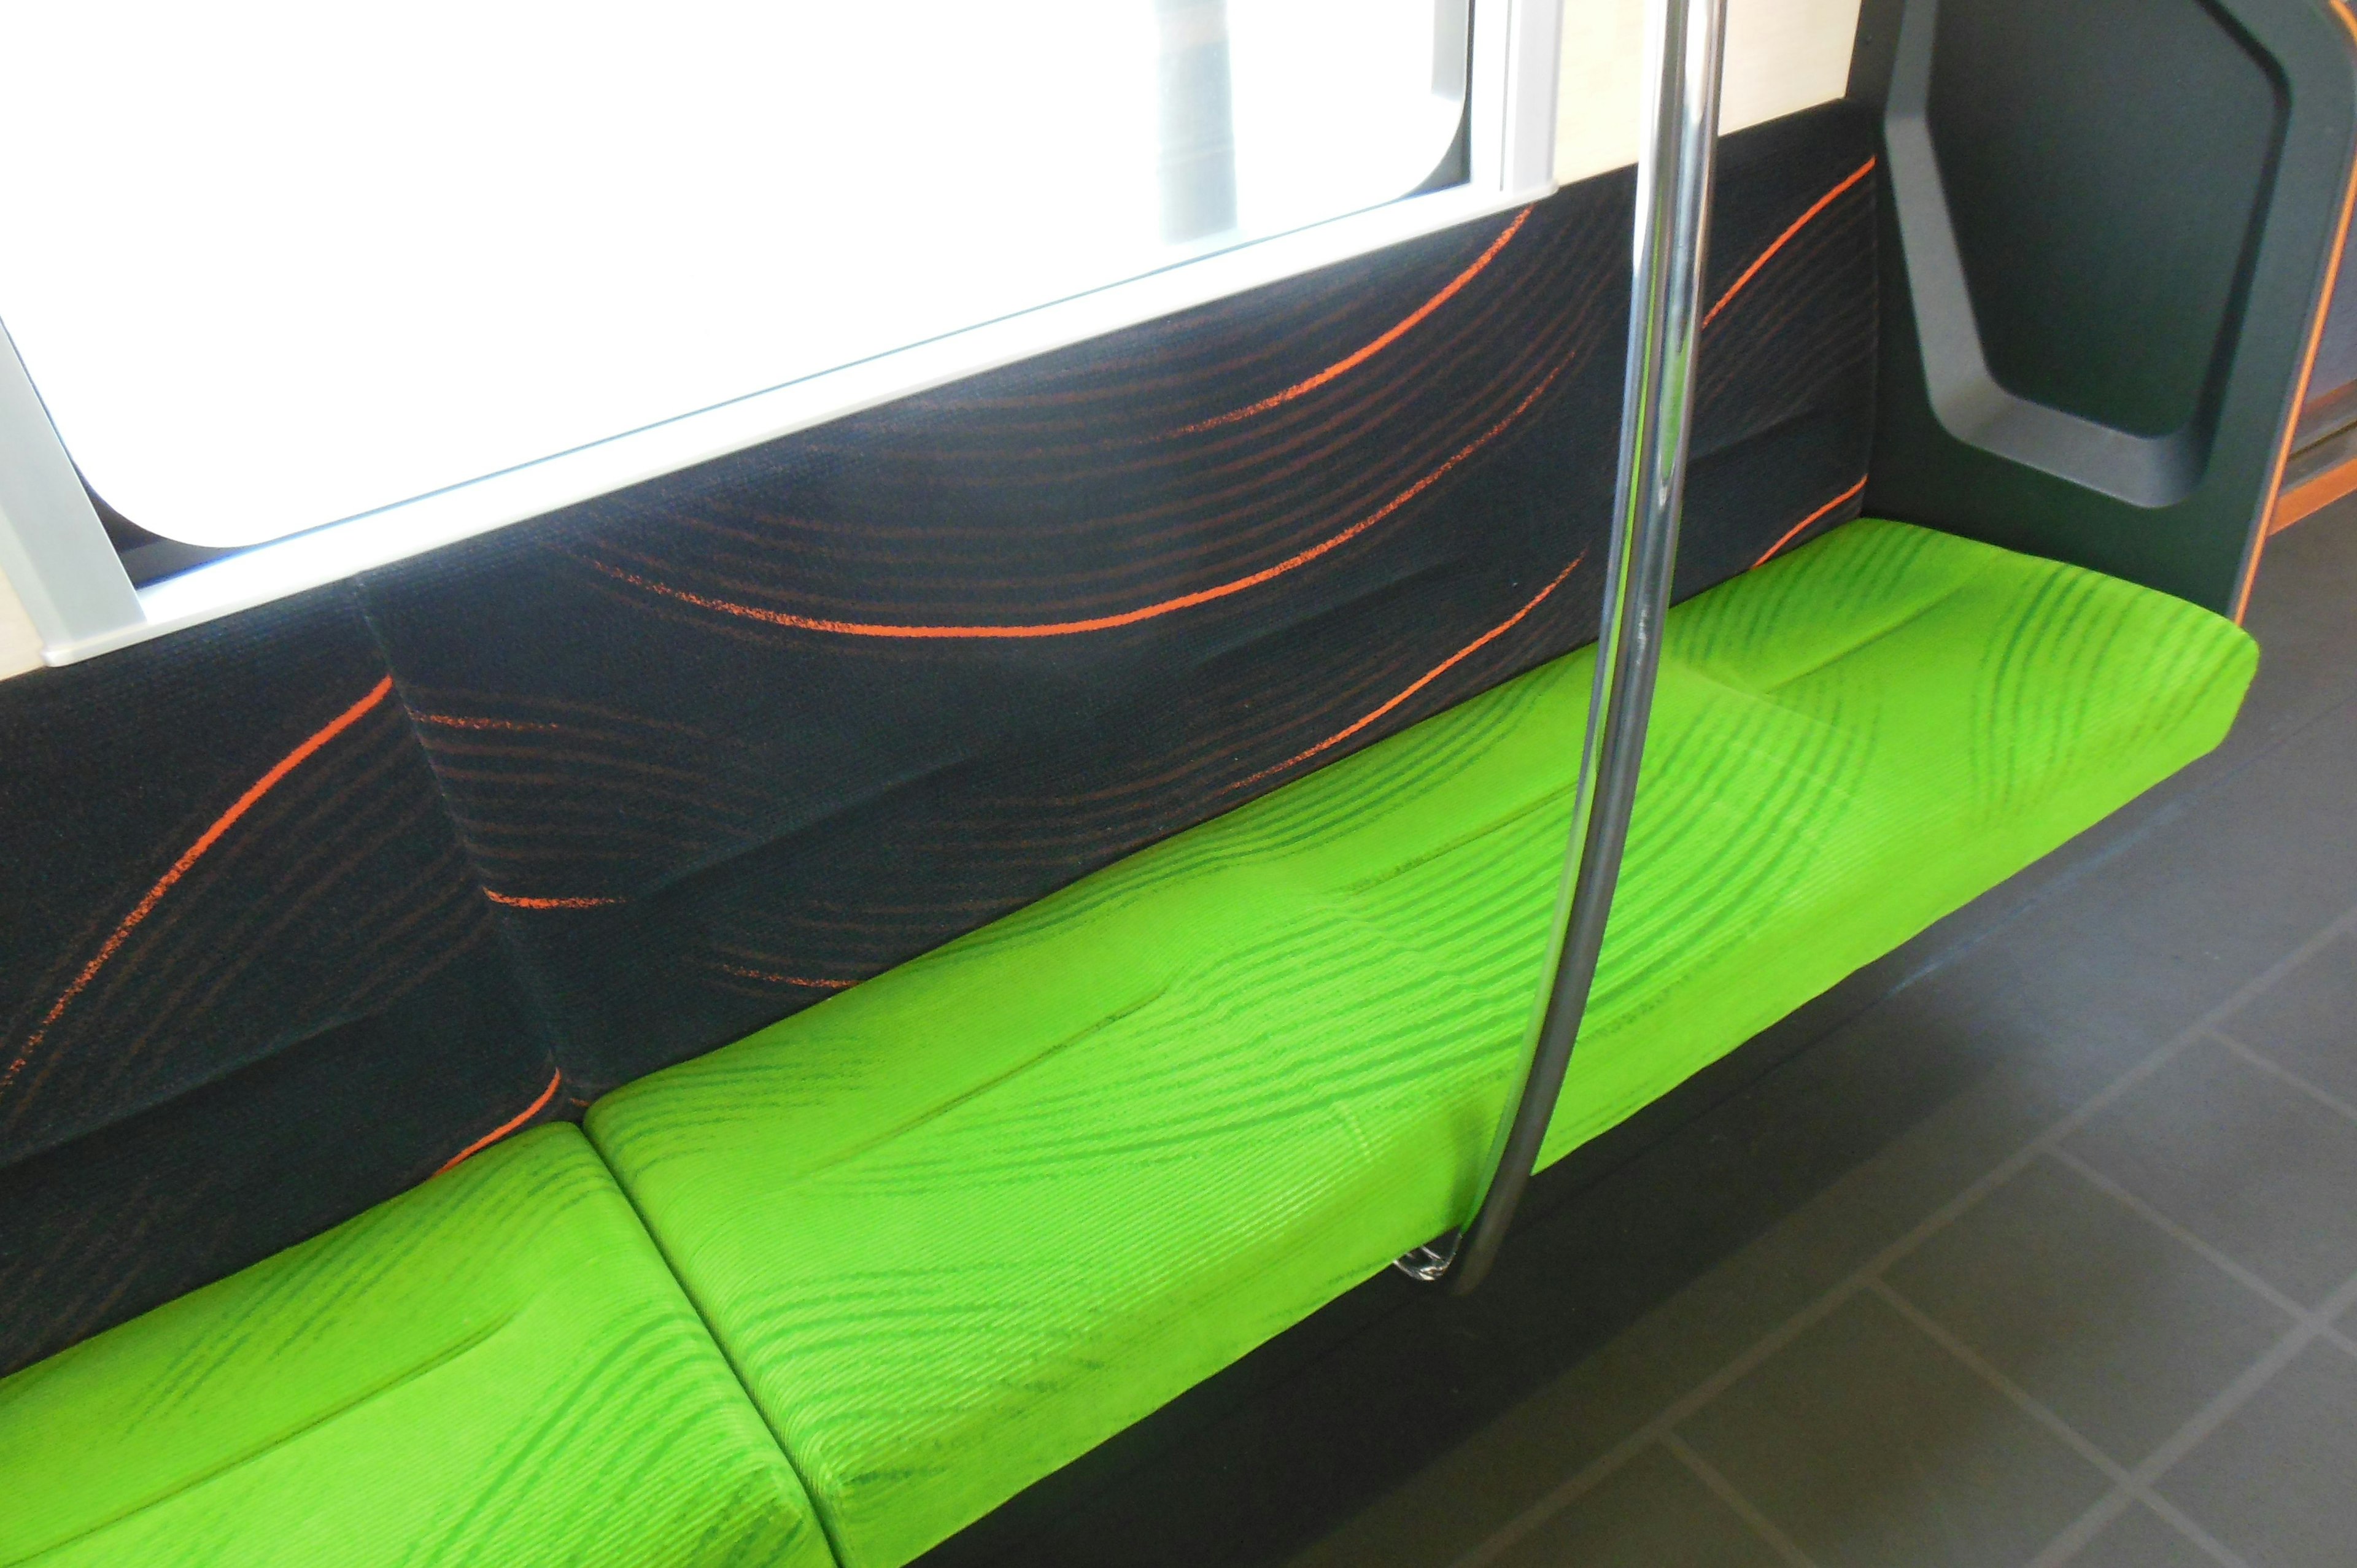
[
  {"left": 1751, "top": 476, "right": 1870, "bottom": 569},
  {"left": 1703, "top": 158, "right": 1878, "bottom": 330},
  {"left": 482, "top": 890, "right": 624, "bottom": 910},
  {"left": 2, "top": 676, "right": 394, "bottom": 1090},
  {"left": 586, "top": 357, "right": 1571, "bottom": 640},
  {"left": 713, "top": 962, "right": 854, "bottom": 990},
  {"left": 1233, "top": 555, "right": 1584, "bottom": 794},
  {"left": 2239, "top": 0, "right": 2357, "bottom": 620},
  {"left": 1174, "top": 206, "right": 1533, "bottom": 436},
  {"left": 435, "top": 1070, "right": 562, "bottom": 1175},
  {"left": 414, "top": 712, "right": 568, "bottom": 733}
]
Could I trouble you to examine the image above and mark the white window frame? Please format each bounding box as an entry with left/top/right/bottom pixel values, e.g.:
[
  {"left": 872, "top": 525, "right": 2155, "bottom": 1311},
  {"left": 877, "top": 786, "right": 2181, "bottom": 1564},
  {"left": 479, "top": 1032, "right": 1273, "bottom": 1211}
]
[{"left": 0, "top": 0, "right": 1560, "bottom": 668}]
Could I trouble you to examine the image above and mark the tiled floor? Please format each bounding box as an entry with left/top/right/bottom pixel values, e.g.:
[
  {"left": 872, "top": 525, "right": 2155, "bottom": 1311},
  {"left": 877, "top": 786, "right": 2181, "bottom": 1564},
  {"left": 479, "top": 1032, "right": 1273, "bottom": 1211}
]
[{"left": 925, "top": 500, "right": 2357, "bottom": 1568}]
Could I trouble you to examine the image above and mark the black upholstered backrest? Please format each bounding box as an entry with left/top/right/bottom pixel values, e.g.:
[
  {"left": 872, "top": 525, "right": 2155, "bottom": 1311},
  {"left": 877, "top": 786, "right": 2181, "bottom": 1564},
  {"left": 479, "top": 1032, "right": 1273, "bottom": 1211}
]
[
  {"left": 0, "top": 589, "right": 559, "bottom": 1373},
  {"left": 0, "top": 102, "right": 1876, "bottom": 1372},
  {"left": 358, "top": 101, "right": 1878, "bottom": 1094}
]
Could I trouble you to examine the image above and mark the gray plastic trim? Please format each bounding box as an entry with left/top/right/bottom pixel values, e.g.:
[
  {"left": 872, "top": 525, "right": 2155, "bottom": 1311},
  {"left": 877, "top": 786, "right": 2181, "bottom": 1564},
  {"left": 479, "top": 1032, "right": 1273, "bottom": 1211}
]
[
  {"left": 1884, "top": 0, "right": 2213, "bottom": 508},
  {"left": 0, "top": 319, "right": 140, "bottom": 654}
]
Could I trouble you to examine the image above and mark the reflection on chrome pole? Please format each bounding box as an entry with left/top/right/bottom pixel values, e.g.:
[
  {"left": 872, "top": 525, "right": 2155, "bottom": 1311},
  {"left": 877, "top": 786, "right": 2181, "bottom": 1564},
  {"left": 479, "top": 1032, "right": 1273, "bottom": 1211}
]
[{"left": 1395, "top": 0, "right": 1730, "bottom": 1295}]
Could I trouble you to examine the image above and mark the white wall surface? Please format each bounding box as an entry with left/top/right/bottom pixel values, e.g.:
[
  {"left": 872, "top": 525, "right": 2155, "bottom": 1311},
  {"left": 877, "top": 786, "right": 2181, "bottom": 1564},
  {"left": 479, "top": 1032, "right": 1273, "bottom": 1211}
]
[
  {"left": 0, "top": 568, "right": 39, "bottom": 680},
  {"left": 1557, "top": 0, "right": 1863, "bottom": 186}
]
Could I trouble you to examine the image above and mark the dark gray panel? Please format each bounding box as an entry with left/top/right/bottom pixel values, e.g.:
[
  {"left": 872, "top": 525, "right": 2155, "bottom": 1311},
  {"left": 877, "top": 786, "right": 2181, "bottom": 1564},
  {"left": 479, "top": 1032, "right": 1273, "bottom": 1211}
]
[
  {"left": 1850, "top": 0, "right": 2357, "bottom": 614},
  {"left": 1930, "top": 0, "right": 2280, "bottom": 445}
]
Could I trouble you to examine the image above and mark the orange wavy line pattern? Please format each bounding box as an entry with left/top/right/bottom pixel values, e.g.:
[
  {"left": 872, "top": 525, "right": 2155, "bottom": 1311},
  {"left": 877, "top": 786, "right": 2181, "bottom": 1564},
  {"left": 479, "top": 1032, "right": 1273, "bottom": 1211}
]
[
  {"left": 2, "top": 676, "right": 395, "bottom": 1093},
  {"left": 482, "top": 890, "right": 625, "bottom": 910},
  {"left": 1704, "top": 158, "right": 1878, "bottom": 330},
  {"left": 1234, "top": 554, "right": 1584, "bottom": 794},
  {"left": 1174, "top": 206, "right": 1534, "bottom": 435},
  {"left": 435, "top": 1068, "right": 562, "bottom": 1175},
  {"left": 713, "top": 962, "right": 854, "bottom": 990},
  {"left": 588, "top": 356, "right": 1571, "bottom": 641},
  {"left": 413, "top": 712, "right": 568, "bottom": 733},
  {"left": 1752, "top": 475, "right": 1870, "bottom": 569}
]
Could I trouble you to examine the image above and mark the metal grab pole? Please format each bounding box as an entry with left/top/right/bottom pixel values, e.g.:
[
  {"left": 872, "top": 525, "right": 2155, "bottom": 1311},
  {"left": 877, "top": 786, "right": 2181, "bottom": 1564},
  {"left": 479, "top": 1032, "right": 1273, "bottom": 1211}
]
[{"left": 1398, "top": 0, "right": 1727, "bottom": 1296}]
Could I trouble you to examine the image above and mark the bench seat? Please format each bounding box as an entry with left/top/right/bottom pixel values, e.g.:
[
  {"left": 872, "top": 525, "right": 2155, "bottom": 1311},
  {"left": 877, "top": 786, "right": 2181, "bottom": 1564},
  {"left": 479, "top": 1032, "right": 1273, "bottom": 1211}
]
[
  {"left": 585, "top": 519, "right": 2258, "bottom": 1568},
  {"left": 0, "top": 1126, "right": 830, "bottom": 1568}
]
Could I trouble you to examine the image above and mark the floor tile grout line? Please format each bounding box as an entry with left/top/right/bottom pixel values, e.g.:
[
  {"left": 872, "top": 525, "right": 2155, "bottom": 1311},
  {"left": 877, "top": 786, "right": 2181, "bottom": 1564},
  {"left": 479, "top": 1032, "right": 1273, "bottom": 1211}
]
[
  {"left": 1447, "top": 896, "right": 2357, "bottom": 1568},
  {"left": 2131, "top": 1498, "right": 2256, "bottom": 1568},
  {"left": 2046, "top": 1146, "right": 2357, "bottom": 1361},
  {"left": 1865, "top": 1276, "right": 2136, "bottom": 1484},
  {"left": 2210, "top": 1025, "right": 2357, "bottom": 1130},
  {"left": 1867, "top": 1278, "right": 2253, "bottom": 1568},
  {"left": 1661, "top": 1432, "right": 1821, "bottom": 1568},
  {"left": 1453, "top": 1273, "right": 1870, "bottom": 1568},
  {"left": 2021, "top": 1261, "right": 2357, "bottom": 1568},
  {"left": 2026, "top": 1494, "right": 2136, "bottom": 1567}
]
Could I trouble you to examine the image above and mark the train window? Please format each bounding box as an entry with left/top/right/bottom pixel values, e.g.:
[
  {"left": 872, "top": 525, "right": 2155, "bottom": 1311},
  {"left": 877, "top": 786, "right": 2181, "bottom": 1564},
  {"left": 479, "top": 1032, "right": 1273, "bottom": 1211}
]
[{"left": 0, "top": 1, "right": 1470, "bottom": 552}]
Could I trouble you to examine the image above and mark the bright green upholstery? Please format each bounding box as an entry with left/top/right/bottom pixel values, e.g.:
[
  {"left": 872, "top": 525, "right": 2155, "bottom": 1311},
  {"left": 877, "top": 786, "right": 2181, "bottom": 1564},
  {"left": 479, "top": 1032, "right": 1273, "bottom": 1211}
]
[
  {"left": 0, "top": 1126, "right": 830, "bottom": 1568},
  {"left": 587, "top": 520, "right": 2256, "bottom": 1568}
]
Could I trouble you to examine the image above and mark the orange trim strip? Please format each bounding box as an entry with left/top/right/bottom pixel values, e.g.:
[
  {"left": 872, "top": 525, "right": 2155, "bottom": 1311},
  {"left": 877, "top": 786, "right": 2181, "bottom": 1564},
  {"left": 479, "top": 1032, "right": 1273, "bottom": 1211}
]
[
  {"left": 2271, "top": 450, "right": 2357, "bottom": 532},
  {"left": 1752, "top": 476, "right": 1870, "bottom": 569},
  {"left": 1174, "top": 207, "right": 1533, "bottom": 435},
  {"left": 1233, "top": 555, "right": 1584, "bottom": 793},
  {"left": 714, "top": 962, "right": 854, "bottom": 990},
  {"left": 483, "top": 890, "right": 624, "bottom": 910},
  {"left": 435, "top": 1069, "right": 562, "bottom": 1175},
  {"left": 587, "top": 357, "right": 1572, "bottom": 640},
  {"left": 1704, "top": 158, "right": 1878, "bottom": 330},
  {"left": 2, "top": 676, "right": 393, "bottom": 1089},
  {"left": 2237, "top": 0, "right": 2357, "bottom": 620}
]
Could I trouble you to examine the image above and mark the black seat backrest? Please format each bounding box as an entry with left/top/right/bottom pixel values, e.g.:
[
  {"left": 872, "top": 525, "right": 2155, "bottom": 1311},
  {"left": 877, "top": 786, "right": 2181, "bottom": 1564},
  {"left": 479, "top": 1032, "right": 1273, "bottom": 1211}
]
[{"left": 0, "top": 102, "right": 1878, "bottom": 1373}]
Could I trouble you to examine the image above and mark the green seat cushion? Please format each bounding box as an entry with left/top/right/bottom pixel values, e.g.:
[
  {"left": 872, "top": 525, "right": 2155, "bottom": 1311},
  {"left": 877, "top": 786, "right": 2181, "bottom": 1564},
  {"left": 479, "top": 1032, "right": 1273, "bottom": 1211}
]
[
  {"left": 586, "top": 519, "right": 2257, "bottom": 1568},
  {"left": 0, "top": 1125, "right": 831, "bottom": 1568}
]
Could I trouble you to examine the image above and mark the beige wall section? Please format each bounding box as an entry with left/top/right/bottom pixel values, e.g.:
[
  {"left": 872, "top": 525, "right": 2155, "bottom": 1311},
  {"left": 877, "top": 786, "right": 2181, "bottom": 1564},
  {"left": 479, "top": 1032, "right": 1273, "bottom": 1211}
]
[
  {"left": 0, "top": 566, "right": 41, "bottom": 681},
  {"left": 1557, "top": 0, "right": 1863, "bottom": 187}
]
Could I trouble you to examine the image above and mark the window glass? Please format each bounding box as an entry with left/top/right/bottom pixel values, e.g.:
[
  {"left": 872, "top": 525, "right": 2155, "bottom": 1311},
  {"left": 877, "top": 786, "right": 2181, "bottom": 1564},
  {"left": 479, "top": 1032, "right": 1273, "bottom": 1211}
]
[{"left": 0, "top": 2, "right": 1466, "bottom": 548}]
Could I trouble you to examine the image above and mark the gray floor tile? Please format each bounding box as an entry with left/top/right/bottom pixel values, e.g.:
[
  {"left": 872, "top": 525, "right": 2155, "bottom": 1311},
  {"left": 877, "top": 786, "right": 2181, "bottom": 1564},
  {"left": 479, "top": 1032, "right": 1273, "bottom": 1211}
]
[
  {"left": 1274, "top": 1346, "right": 1687, "bottom": 1568},
  {"left": 1488, "top": 1444, "right": 1789, "bottom": 1568},
  {"left": 2157, "top": 1342, "right": 2357, "bottom": 1568},
  {"left": 1676, "top": 1291, "right": 2111, "bottom": 1568},
  {"left": 2062, "top": 1502, "right": 2218, "bottom": 1568},
  {"left": 2228, "top": 500, "right": 2357, "bottom": 756},
  {"left": 1826, "top": 712, "right": 2357, "bottom": 1126},
  {"left": 1283, "top": 1034, "right": 2094, "bottom": 1568},
  {"left": 2014, "top": 716, "right": 2357, "bottom": 1061},
  {"left": 2221, "top": 933, "right": 2357, "bottom": 1109},
  {"left": 2063, "top": 1037, "right": 2357, "bottom": 1307},
  {"left": 1884, "top": 1155, "right": 2291, "bottom": 1466}
]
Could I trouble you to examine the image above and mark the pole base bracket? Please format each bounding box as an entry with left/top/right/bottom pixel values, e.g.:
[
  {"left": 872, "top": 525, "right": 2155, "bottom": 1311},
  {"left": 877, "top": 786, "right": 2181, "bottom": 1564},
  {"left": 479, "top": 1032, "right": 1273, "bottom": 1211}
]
[{"left": 1391, "top": 1230, "right": 1461, "bottom": 1283}]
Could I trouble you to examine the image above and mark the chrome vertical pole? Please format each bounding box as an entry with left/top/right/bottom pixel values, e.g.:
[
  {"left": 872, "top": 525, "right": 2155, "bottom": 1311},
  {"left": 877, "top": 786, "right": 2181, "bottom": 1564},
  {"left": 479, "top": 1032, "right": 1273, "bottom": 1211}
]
[{"left": 1398, "top": 0, "right": 1728, "bottom": 1295}]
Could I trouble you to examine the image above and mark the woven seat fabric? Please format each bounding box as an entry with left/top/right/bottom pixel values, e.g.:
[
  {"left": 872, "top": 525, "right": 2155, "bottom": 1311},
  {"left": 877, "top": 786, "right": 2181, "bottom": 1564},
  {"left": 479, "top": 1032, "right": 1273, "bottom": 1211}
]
[{"left": 589, "top": 519, "right": 2257, "bottom": 1568}]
